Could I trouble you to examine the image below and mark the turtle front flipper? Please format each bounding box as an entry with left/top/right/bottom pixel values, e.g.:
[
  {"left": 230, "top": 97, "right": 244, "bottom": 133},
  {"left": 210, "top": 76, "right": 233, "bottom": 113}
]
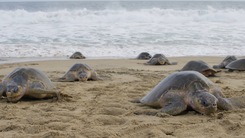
[
  {"left": 212, "top": 88, "right": 238, "bottom": 110},
  {"left": 27, "top": 81, "right": 60, "bottom": 100},
  {"left": 57, "top": 73, "right": 76, "bottom": 82},
  {"left": 28, "top": 88, "right": 60, "bottom": 101},
  {"left": 0, "top": 83, "right": 6, "bottom": 97},
  {"left": 170, "top": 62, "right": 178, "bottom": 65},
  {"left": 226, "top": 97, "right": 245, "bottom": 109},
  {"left": 150, "top": 58, "right": 159, "bottom": 65},
  {"left": 159, "top": 92, "right": 187, "bottom": 115},
  {"left": 214, "top": 90, "right": 245, "bottom": 110},
  {"left": 91, "top": 71, "right": 103, "bottom": 81},
  {"left": 213, "top": 64, "right": 224, "bottom": 69}
]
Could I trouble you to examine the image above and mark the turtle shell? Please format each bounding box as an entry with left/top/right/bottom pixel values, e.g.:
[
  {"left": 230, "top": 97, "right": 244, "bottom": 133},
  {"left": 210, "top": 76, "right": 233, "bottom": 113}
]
[
  {"left": 140, "top": 71, "right": 214, "bottom": 107},
  {"left": 151, "top": 54, "right": 166, "bottom": 58},
  {"left": 136, "top": 52, "right": 152, "bottom": 60},
  {"left": 181, "top": 60, "right": 216, "bottom": 73},
  {"left": 3, "top": 68, "right": 55, "bottom": 90},
  {"left": 70, "top": 52, "right": 85, "bottom": 59},
  {"left": 67, "top": 63, "right": 92, "bottom": 72},
  {"left": 225, "top": 59, "right": 245, "bottom": 71},
  {"left": 147, "top": 54, "right": 168, "bottom": 64}
]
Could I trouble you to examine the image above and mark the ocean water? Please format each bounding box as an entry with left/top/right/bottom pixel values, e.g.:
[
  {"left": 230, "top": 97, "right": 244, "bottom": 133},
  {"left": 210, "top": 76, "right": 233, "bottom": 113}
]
[{"left": 0, "top": 1, "right": 245, "bottom": 58}]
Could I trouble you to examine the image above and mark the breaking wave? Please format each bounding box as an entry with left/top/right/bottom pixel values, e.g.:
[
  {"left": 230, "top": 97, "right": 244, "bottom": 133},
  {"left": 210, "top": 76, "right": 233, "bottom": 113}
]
[{"left": 0, "top": 7, "right": 245, "bottom": 57}]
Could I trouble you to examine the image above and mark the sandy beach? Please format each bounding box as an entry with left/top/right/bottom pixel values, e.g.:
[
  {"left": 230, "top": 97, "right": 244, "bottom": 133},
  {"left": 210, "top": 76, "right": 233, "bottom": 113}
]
[{"left": 0, "top": 56, "right": 245, "bottom": 138}]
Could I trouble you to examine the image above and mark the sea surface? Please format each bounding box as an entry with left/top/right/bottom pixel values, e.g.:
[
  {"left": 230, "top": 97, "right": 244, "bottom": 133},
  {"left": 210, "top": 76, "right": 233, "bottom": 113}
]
[{"left": 0, "top": 1, "right": 245, "bottom": 58}]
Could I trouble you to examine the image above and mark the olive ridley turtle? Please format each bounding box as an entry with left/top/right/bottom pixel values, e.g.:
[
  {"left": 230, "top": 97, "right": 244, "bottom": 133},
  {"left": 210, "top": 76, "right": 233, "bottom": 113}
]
[
  {"left": 180, "top": 60, "right": 217, "bottom": 77},
  {"left": 70, "top": 52, "right": 86, "bottom": 59},
  {"left": 136, "top": 52, "right": 152, "bottom": 60},
  {"left": 137, "top": 71, "right": 245, "bottom": 115},
  {"left": 146, "top": 54, "right": 177, "bottom": 65},
  {"left": 213, "top": 56, "right": 237, "bottom": 69},
  {"left": 0, "top": 68, "right": 60, "bottom": 102},
  {"left": 225, "top": 59, "right": 245, "bottom": 71},
  {"left": 58, "top": 63, "right": 100, "bottom": 82}
]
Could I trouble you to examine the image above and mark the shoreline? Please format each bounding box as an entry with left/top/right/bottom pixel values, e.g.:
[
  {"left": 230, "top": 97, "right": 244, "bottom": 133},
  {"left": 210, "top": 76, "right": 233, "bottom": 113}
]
[{"left": 1, "top": 55, "right": 244, "bottom": 65}]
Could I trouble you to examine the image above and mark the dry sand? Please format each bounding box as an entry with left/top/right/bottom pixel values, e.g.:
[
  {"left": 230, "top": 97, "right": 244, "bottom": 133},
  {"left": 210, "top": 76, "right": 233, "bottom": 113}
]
[{"left": 0, "top": 56, "right": 245, "bottom": 138}]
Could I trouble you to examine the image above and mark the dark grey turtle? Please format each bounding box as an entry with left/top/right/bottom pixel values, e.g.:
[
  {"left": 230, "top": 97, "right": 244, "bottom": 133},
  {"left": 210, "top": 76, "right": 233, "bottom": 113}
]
[
  {"left": 137, "top": 71, "right": 245, "bottom": 115},
  {"left": 136, "top": 52, "right": 152, "bottom": 60},
  {"left": 58, "top": 63, "right": 100, "bottom": 82},
  {"left": 70, "top": 52, "right": 86, "bottom": 59},
  {"left": 0, "top": 68, "right": 60, "bottom": 103},
  {"left": 225, "top": 59, "right": 245, "bottom": 71},
  {"left": 146, "top": 54, "right": 177, "bottom": 65},
  {"left": 180, "top": 60, "right": 217, "bottom": 77},
  {"left": 213, "top": 56, "right": 237, "bottom": 69}
]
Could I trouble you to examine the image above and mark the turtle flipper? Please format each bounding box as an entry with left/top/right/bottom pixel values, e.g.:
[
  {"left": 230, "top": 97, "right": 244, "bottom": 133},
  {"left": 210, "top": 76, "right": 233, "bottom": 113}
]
[
  {"left": 215, "top": 97, "right": 234, "bottom": 110},
  {"left": 28, "top": 88, "right": 60, "bottom": 101},
  {"left": 91, "top": 71, "right": 102, "bottom": 81},
  {"left": 0, "top": 83, "right": 6, "bottom": 97},
  {"left": 57, "top": 77, "right": 75, "bottom": 82},
  {"left": 212, "top": 88, "right": 238, "bottom": 110},
  {"left": 213, "top": 64, "right": 224, "bottom": 69},
  {"left": 170, "top": 62, "right": 178, "bottom": 65},
  {"left": 146, "top": 58, "right": 158, "bottom": 65},
  {"left": 226, "top": 97, "right": 245, "bottom": 109},
  {"left": 57, "top": 74, "right": 76, "bottom": 82},
  {"left": 159, "top": 93, "right": 187, "bottom": 115}
]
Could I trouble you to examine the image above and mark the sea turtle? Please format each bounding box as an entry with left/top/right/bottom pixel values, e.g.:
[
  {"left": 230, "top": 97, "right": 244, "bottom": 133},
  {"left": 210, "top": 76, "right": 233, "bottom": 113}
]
[
  {"left": 180, "top": 60, "right": 217, "bottom": 77},
  {"left": 146, "top": 54, "right": 177, "bottom": 65},
  {"left": 0, "top": 68, "right": 60, "bottom": 103},
  {"left": 58, "top": 63, "right": 100, "bottom": 82},
  {"left": 136, "top": 52, "right": 152, "bottom": 60},
  {"left": 213, "top": 56, "right": 237, "bottom": 69},
  {"left": 136, "top": 71, "right": 245, "bottom": 115},
  {"left": 225, "top": 59, "right": 245, "bottom": 71},
  {"left": 70, "top": 52, "right": 86, "bottom": 59}
]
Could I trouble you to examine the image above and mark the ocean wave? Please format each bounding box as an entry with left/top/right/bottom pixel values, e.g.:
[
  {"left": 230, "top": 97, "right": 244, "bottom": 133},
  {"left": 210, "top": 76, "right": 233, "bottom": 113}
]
[
  {"left": 0, "top": 43, "right": 244, "bottom": 58},
  {"left": 1, "top": 7, "right": 245, "bottom": 24},
  {"left": 0, "top": 7, "right": 245, "bottom": 58}
]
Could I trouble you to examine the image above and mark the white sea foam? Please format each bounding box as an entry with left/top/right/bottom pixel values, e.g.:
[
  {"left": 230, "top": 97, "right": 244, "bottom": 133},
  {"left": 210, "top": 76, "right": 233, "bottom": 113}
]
[{"left": 0, "top": 7, "right": 245, "bottom": 58}]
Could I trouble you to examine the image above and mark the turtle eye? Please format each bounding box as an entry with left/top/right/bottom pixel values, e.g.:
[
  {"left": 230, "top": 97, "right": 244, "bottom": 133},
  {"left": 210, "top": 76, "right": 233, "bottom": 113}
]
[
  {"left": 197, "top": 99, "right": 209, "bottom": 107},
  {"left": 201, "top": 100, "right": 209, "bottom": 107}
]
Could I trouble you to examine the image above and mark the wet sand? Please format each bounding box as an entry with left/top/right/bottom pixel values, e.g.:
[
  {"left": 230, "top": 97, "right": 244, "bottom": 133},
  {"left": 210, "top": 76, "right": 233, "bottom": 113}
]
[{"left": 0, "top": 56, "right": 245, "bottom": 138}]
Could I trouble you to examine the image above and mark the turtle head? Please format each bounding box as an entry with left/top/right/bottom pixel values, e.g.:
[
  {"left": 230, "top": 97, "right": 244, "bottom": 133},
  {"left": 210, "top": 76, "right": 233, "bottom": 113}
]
[
  {"left": 188, "top": 91, "right": 218, "bottom": 115},
  {"left": 158, "top": 57, "right": 166, "bottom": 65},
  {"left": 6, "top": 83, "right": 25, "bottom": 103},
  {"left": 144, "top": 54, "right": 151, "bottom": 59},
  {"left": 79, "top": 72, "right": 88, "bottom": 81},
  {"left": 202, "top": 70, "right": 216, "bottom": 77}
]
